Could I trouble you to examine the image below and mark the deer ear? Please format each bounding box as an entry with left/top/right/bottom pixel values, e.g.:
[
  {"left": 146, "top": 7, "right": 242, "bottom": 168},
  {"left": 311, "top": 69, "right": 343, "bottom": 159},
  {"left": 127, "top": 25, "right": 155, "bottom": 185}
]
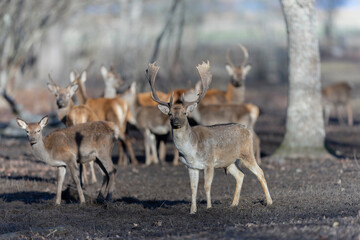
[
  {"left": 47, "top": 83, "right": 58, "bottom": 94},
  {"left": 80, "top": 71, "right": 87, "bottom": 83},
  {"left": 186, "top": 103, "right": 197, "bottom": 114},
  {"left": 39, "top": 116, "right": 48, "bottom": 128},
  {"left": 158, "top": 105, "right": 170, "bottom": 115},
  {"left": 130, "top": 82, "right": 136, "bottom": 94},
  {"left": 101, "top": 66, "right": 108, "bottom": 78},
  {"left": 16, "top": 118, "right": 28, "bottom": 129},
  {"left": 69, "top": 71, "right": 76, "bottom": 83},
  {"left": 243, "top": 64, "right": 252, "bottom": 75},
  {"left": 69, "top": 84, "right": 79, "bottom": 96},
  {"left": 225, "top": 65, "right": 234, "bottom": 76}
]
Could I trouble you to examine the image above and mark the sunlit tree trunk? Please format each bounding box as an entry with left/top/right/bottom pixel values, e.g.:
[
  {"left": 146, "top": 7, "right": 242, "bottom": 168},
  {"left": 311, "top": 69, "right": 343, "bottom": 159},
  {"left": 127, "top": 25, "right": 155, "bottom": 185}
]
[{"left": 272, "top": 0, "right": 329, "bottom": 161}]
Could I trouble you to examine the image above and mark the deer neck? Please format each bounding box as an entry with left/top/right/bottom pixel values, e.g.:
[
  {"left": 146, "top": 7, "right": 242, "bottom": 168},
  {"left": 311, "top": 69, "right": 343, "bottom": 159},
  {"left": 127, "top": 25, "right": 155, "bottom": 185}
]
[
  {"left": 30, "top": 136, "right": 51, "bottom": 164},
  {"left": 225, "top": 82, "right": 245, "bottom": 104},
  {"left": 57, "top": 100, "right": 74, "bottom": 125},
  {"left": 172, "top": 121, "right": 196, "bottom": 153},
  {"left": 104, "top": 83, "right": 117, "bottom": 98}
]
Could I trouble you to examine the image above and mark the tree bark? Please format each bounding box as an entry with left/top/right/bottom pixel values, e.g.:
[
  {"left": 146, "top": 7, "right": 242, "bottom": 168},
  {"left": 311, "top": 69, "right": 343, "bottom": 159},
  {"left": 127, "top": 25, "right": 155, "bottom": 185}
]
[{"left": 272, "top": 0, "right": 329, "bottom": 161}]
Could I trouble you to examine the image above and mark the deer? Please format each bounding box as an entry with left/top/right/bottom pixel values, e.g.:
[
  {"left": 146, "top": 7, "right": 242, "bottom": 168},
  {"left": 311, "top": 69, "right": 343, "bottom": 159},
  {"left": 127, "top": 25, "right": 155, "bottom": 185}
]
[
  {"left": 198, "top": 44, "right": 252, "bottom": 105},
  {"left": 47, "top": 75, "right": 100, "bottom": 184},
  {"left": 322, "top": 82, "right": 353, "bottom": 126},
  {"left": 183, "top": 99, "right": 262, "bottom": 164},
  {"left": 16, "top": 116, "right": 117, "bottom": 205},
  {"left": 66, "top": 70, "right": 138, "bottom": 166},
  {"left": 147, "top": 61, "right": 272, "bottom": 214},
  {"left": 120, "top": 81, "right": 179, "bottom": 165},
  {"left": 101, "top": 65, "right": 180, "bottom": 165}
]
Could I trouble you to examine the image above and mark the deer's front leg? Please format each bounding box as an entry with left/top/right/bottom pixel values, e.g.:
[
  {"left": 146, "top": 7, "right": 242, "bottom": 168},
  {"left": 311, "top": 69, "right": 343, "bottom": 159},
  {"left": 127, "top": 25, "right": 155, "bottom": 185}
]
[
  {"left": 188, "top": 168, "right": 199, "bottom": 214},
  {"left": 56, "top": 166, "right": 66, "bottom": 205},
  {"left": 204, "top": 166, "right": 214, "bottom": 209}
]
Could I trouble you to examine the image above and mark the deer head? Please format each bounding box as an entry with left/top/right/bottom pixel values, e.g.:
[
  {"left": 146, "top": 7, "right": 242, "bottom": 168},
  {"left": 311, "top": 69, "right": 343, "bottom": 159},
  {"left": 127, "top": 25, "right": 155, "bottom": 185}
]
[
  {"left": 225, "top": 44, "right": 251, "bottom": 87},
  {"left": 47, "top": 74, "right": 78, "bottom": 108},
  {"left": 16, "top": 116, "right": 48, "bottom": 144},
  {"left": 101, "top": 65, "right": 124, "bottom": 90},
  {"left": 147, "top": 61, "right": 211, "bottom": 129}
]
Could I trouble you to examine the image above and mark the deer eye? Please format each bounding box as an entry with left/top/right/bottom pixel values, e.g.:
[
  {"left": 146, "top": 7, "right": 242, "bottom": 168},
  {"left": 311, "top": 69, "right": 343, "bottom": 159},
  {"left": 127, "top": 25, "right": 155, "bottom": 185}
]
[{"left": 37, "top": 130, "right": 40, "bottom": 133}]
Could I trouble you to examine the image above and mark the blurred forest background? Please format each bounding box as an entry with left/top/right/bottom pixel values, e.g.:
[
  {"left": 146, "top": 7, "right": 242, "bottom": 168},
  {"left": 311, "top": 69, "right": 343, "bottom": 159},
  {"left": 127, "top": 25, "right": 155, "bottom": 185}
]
[{"left": 0, "top": 0, "right": 360, "bottom": 122}]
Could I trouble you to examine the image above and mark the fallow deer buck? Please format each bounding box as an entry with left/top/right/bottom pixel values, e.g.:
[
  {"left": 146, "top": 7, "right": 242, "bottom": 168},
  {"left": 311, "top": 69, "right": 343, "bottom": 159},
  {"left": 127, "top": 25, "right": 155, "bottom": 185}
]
[
  {"left": 16, "top": 116, "right": 117, "bottom": 205},
  {"left": 47, "top": 75, "right": 100, "bottom": 184},
  {"left": 147, "top": 61, "right": 272, "bottom": 214},
  {"left": 67, "top": 70, "right": 138, "bottom": 166},
  {"left": 182, "top": 97, "right": 262, "bottom": 164},
  {"left": 322, "top": 82, "right": 353, "bottom": 126},
  {"left": 199, "top": 44, "right": 252, "bottom": 105}
]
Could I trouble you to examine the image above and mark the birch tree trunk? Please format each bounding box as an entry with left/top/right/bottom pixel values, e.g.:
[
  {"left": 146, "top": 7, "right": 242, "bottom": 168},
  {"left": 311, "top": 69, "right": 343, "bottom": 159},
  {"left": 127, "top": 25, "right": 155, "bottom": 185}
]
[{"left": 272, "top": 0, "right": 330, "bottom": 161}]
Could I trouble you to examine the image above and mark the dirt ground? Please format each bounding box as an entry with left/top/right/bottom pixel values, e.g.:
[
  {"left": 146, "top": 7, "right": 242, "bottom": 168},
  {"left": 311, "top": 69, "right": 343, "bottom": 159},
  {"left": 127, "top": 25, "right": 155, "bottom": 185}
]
[{"left": 0, "top": 85, "right": 360, "bottom": 239}]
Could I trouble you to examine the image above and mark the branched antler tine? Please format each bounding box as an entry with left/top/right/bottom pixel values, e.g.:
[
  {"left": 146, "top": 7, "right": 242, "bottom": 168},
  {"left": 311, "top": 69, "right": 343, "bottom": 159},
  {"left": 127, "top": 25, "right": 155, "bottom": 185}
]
[
  {"left": 146, "top": 62, "right": 169, "bottom": 106},
  {"left": 226, "top": 47, "right": 235, "bottom": 68},
  {"left": 184, "top": 61, "right": 211, "bottom": 106},
  {"left": 239, "top": 43, "right": 249, "bottom": 67},
  {"left": 48, "top": 73, "right": 57, "bottom": 86}
]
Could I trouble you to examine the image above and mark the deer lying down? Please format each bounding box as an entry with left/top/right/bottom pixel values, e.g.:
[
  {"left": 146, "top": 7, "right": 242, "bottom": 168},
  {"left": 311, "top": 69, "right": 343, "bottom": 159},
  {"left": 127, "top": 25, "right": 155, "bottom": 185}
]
[
  {"left": 16, "top": 116, "right": 116, "bottom": 205},
  {"left": 147, "top": 61, "right": 272, "bottom": 214}
]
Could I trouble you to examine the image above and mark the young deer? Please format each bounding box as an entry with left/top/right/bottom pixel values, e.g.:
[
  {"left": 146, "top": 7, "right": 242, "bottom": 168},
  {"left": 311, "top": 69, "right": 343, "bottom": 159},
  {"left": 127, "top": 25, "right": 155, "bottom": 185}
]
[
  {"left": 66, "top": 70, "right": 138, "bottom": 166},
  {"left": 322, "top": 82, "right": 353, "bottom": 126},
  {"left": 16, "top": 116, "right": 116, "bottom": 205},
  {"left": 200, "top": 44, "right": 252, "bottom": 105},
  {"left": 47, "top": 75, "right": 100, "bottom": 184},
  {"left": 147, "top": 61, "right": 272, "bottom": 214}
]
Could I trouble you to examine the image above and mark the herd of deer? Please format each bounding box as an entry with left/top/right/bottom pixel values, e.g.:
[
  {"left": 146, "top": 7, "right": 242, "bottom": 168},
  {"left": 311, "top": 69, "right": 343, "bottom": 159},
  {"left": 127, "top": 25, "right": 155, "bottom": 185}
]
[{"left": 15, "top": 44, "right": 353, "bottom": 213}]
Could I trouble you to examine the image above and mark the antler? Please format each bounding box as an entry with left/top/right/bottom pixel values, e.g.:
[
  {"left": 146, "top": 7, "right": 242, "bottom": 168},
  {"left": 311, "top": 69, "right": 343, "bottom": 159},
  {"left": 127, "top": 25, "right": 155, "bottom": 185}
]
[
  {"left": 226, "top": 43, "right": 249, "bottom": 68},
  {"left": 182, "top": 61, "right": 211, "bottom": 107},
  {"left": 238, "top": 43, "right": 249, "bottom": 67},
  {"left": 48, "top": 73, "right": 58, "bottom": 86},
  {"left": 146, "top": 62, "right": 173, "bottom": 107}
]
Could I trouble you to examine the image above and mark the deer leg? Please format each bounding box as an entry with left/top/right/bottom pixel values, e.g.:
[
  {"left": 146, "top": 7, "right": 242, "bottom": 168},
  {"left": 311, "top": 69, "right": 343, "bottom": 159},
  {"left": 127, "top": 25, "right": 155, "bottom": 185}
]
[
  {"left": 89, "top": 161, "right": 97, "bottom": 184},
  {"left": 81, "top": 163, "right": 88, "bottom": 185},
  {"left": 144, "top": 129, "right": 152, "bottom": 165},
  {"left": 253, "top": 133, "right": 261, "bottom": 165},
  {"left": 226, "top": 163, "right": 244, "bottom": 206},
  {"left": 124, "top": 135, "right": 138, "bottom": 165},
  {"left": 117, "top": 140, "right": 125, "bottom": 166},
  {"left": 336, "top": 105, "right": 345, "bottom": 125},
  {"left": 188, "top": 168, "right": 199, "bottom": 214},
  {"left": 347, "top": 102, "right": 353, "bottom": 126},
  {"left": 149, "top": 132, "right": 160, "bottom": 164},
  {"left": 68, "top": 159, "right": 86, "bottom": 204},
  {"left": 173, "top": 148, "right": 179, "bottom": 166},
  {"left": 95, "top": 155, "right": 116, "bottom": 201},
  {"left": 204, "top": 166, "right": 214, "bottom": 209},
  {"left": 245, "top": 155, "right": 273, "bottom": 206},
  {"left": 159, "top": 140, "right": 166, "bottom": 163},
  {"left": 56, "top": 166, "right": 66, "bottom": 205}
]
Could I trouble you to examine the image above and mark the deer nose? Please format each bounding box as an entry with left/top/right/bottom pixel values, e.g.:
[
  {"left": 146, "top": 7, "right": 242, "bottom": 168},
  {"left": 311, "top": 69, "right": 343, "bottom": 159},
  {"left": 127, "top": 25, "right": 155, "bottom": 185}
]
[{"left": 171, "top": 118, "right": 181, "bottom": 126}]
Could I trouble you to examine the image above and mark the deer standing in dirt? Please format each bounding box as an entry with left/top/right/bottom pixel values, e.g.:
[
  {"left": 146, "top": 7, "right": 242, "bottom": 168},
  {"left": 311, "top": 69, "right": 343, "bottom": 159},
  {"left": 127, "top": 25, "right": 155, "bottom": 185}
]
[
  {"left": 101, "top": 65, "right": 179, "bottom": 165},
  {"left": 67, "top": 70, "right": 138, "bottom": 166},
  {"left": 147, "top": 61, "right": 272, "bottom": 214},
  {"left": 120, "top": 82, "right": 179, "bottom": 165},
  {"left": 322, "top": 82, "right": 353, "bottom": 126},
  {"left": 16, "top": 116, "right": 117, "bottom": 205},
  {"left": 47, "top": 75, "right": 100, "bottom": 184},
  {"left": 199, "top": 44, "right": 252, "bottom": 105}
]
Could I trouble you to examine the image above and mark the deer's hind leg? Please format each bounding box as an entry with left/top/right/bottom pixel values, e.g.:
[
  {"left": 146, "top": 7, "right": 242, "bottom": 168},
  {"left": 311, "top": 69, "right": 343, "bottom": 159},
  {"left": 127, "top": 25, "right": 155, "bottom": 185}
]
[
  {"left": 68, "top": 157, "right": 86, "bottom": 203},
  {"left": 242, "top": 154, "right": 272, "bottom": 206},
  {"left": 95, "top": 153, "right": 116, "bottom": 201},
  {"left": 226, "top": 163, "right": 244, "bottom": 206}
]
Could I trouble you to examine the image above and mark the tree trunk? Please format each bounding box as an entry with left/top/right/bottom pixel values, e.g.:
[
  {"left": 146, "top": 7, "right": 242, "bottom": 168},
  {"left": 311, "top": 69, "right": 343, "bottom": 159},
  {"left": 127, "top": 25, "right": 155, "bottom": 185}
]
[{"left": 272, "top": 0, "right": 329, "bottom": 161}]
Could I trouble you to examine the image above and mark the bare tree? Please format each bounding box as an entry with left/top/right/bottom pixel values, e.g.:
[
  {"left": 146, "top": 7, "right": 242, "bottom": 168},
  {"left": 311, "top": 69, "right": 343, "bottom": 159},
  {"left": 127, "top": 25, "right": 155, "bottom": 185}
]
[
  {"left": 272, "top": 0, "right": 330, "bottom": 161},
  {"left": 0, "top": 0, "right": 71, "bottom": 116}
]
